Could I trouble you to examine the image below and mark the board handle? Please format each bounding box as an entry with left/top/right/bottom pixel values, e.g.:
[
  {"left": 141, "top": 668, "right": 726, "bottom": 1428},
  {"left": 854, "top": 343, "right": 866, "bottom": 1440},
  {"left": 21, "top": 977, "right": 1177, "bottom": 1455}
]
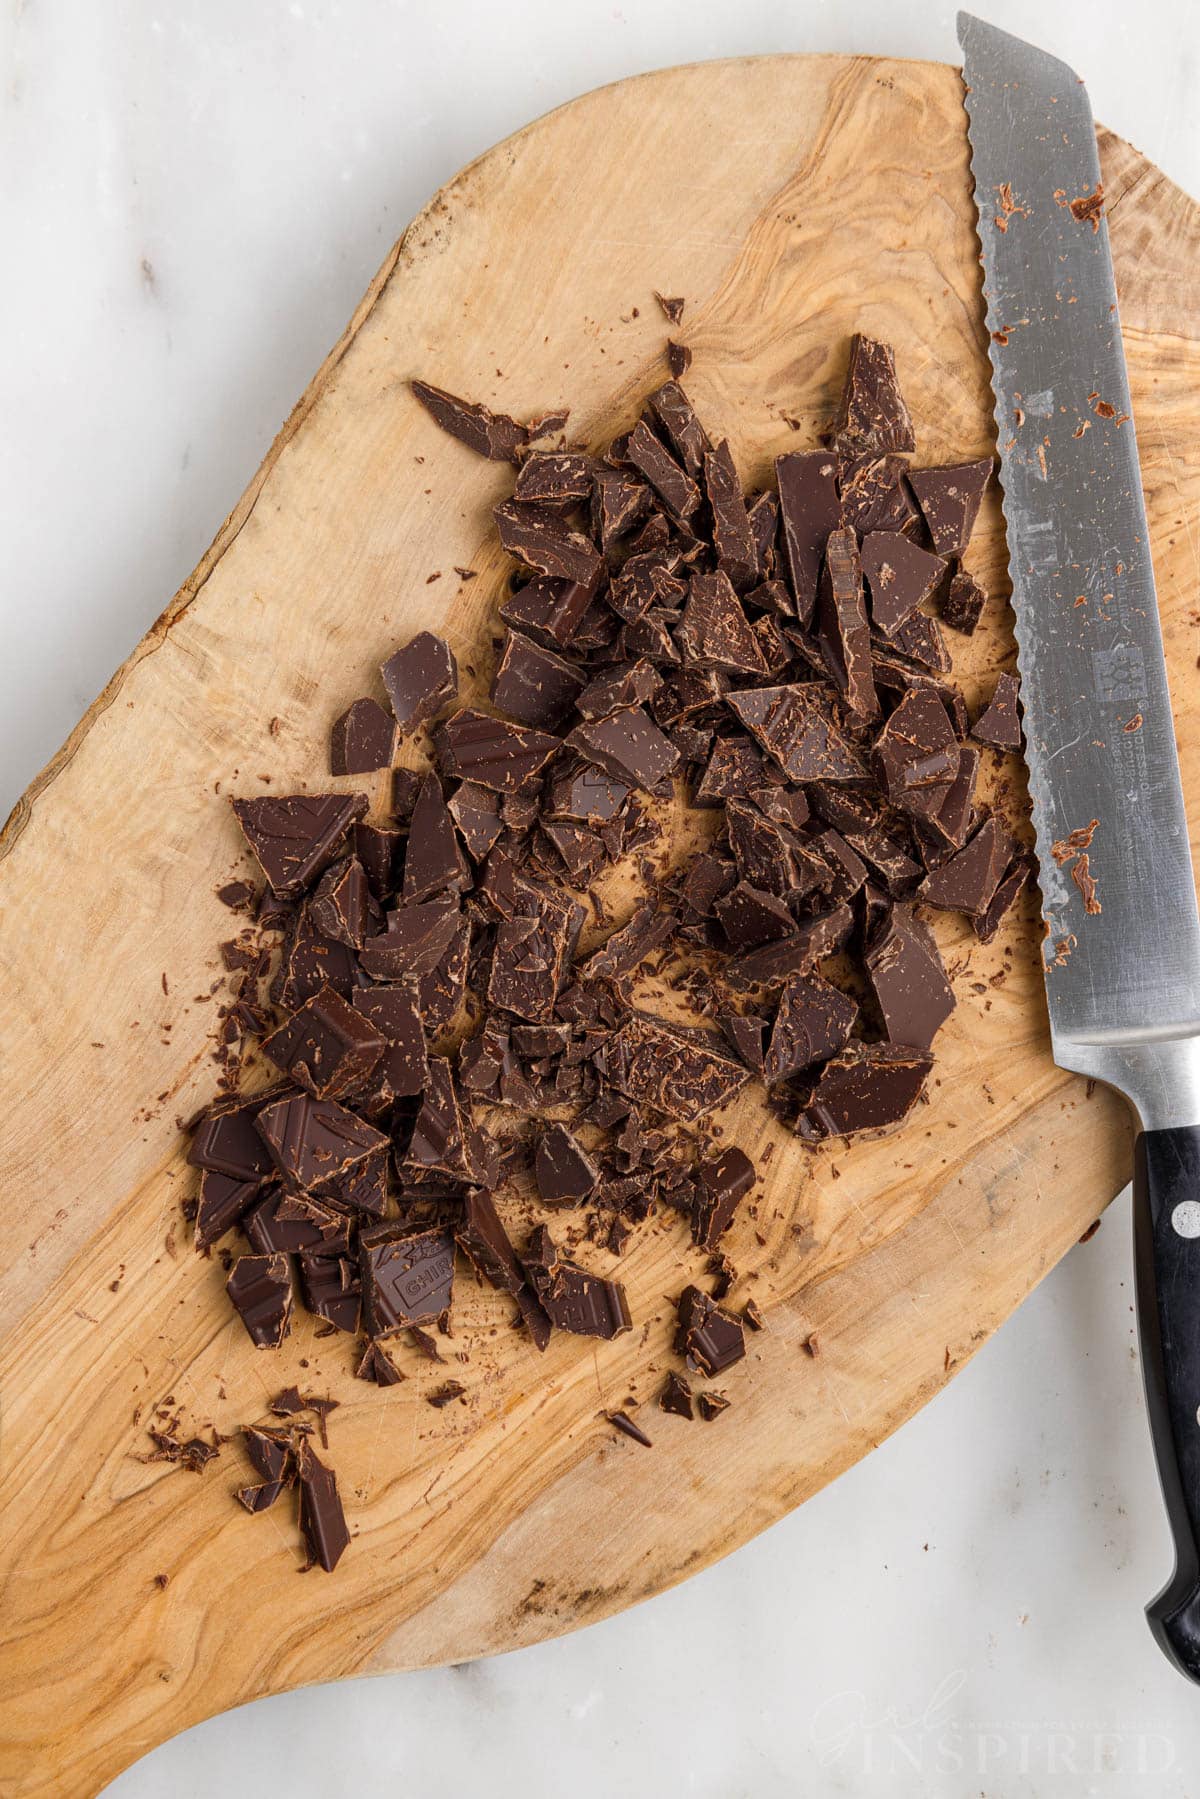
[{"left": 1136, "top": 1124, "right": 1200, "bottom": 1682}]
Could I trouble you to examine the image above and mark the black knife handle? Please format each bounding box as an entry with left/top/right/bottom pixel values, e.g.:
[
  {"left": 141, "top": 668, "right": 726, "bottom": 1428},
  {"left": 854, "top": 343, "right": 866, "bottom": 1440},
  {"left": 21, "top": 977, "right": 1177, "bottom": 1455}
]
[{"left": 1136, "top": 1124, "right": 1200, "bottom": 1682}]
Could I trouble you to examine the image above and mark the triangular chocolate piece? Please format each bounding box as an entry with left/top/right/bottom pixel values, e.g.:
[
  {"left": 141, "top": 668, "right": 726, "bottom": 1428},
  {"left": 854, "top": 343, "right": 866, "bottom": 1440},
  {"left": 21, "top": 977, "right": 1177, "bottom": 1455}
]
[{"left": 908, "top": 459, "right": 992, "bottom": 557}]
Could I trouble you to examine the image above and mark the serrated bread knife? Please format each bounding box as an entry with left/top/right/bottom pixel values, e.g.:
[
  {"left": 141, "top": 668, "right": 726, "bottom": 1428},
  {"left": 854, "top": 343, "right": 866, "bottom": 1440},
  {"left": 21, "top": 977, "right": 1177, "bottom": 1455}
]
[{"left": 959, "top": 13, "right": 1200, "bottom": 1682}]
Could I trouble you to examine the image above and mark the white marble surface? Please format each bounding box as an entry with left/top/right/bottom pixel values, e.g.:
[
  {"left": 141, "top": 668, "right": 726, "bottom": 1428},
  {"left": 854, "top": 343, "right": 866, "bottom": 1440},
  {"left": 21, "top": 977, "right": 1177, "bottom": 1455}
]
[{"left": 3, "top": 2, "right": 1199, "bottom": 1794}]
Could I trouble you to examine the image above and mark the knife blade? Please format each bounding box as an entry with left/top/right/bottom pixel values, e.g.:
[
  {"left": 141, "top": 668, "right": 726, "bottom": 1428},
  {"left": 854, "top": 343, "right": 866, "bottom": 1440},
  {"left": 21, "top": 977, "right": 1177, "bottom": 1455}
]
[{"left": 959, "top": 12, "right": 1200, "bottom": 1684}]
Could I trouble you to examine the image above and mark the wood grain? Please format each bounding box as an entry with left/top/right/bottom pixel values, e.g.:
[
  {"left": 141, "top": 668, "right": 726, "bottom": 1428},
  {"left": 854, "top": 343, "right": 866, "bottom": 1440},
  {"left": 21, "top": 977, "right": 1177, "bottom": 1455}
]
[{"left": 1, "top": 54, "right": 1197, "bottom": 1797}]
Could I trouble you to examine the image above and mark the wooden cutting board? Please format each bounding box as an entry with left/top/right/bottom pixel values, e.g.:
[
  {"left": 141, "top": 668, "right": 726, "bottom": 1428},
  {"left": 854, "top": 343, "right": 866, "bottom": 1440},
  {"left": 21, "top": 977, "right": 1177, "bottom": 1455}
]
[{"left": 2, "top": 52, "right": 1197, "bottom": 1797}]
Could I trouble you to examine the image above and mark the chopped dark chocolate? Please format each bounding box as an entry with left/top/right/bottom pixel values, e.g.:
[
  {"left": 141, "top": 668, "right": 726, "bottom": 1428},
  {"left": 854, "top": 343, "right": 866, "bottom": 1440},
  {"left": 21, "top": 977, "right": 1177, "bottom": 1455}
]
[
  {"left": 873, "top": 689, "right": 959, "bottom": 823},
  {"left": 973, "top": 672, "right": 1022, "bottom": 750},
  {"left": 189, "top": 1092, "right": 277, "bottom": 1184},
  {"left": 513, "top": 450, "right": 598, "bottom": 506},
  {"left": 723, "top": 903, "right": 855, "bottom": 990},
  {"left": 491, "top": 631, "right": 583, "bottom": 731},
  {"left": 716, "top": 880, "right": 796, "bottom": 949},
  {"left": 411, "top": 378, "right": 564, "bottom": 463},
  {"left": 448, "top": 781, "right": 504, "bottom": 860},
  {"left": 567, "top": 706, "right": 679, "bottom": 794},
  {"left": 256, "top": 1092, "right": 388, "bottom": 1193},
  {"left": 600, "top": 1011, "right": 749, "bottom": 1121},
  {"left": 535, "top": 1123, "right": 601, "bottom": 1204},
  {"left": 832, "top": 334, "right": 915, "bottom": 455},
  {"left": 495, "top": 498, "right": 604, "bottom": 587},
  {"left": 607, "top": 1410, "right": 653, "bottom": 1448},
  {"left": 194, "top": 1167, "right": 261, "bottom": 1252},
  {"left": 667, "top": 340, "right": 692, "bottom": 378},
  {"left": 803, "top": 1042, "right": 933, "bottom": 1138},
  {"left": 355, "top": 821, "right": 404, "bottom": 899},
  {"left": 434, "top": 707, "right": 560, "bottom": 792},
  {"left": 919, "top": 814, "right": 1015, "bottom": 916},
  {"left": 295, "top": 1435, "right": 350, "bottom": 1572},
  {"left": 403, "top": 1057, "right": 491, "bottom": 1184},
  {"left": 330, "top": 698, "right": 396, "bottom": 775},
  {"left": 352, "top": 981, "right": 429, "bottom": 1099},
  {"left": 776, "top": 450, "right": 842, "bottom": 625},
  {"left": 941, "top": 568, "right": 987, "bottom": 636},
  {"left": 402, "top": 773, "right": 470, "bottom": 904},
  {"left": 227, "top": 1253, "right": 292, "bottom": 1349},
  {"left": 231, "top": 793, "right": 366, "bottom": 899},
  {"left": 244, "top": 1191, "right": 355, "bottom": 1259},
  {"left": 646, "top": 381, "right": 711, "bottom": 479},
  {"left": 720, "top": 1011, "right": 767, "bottom": 1072},
  {"left": 973, "top": 855, "right": 1031, "bottom": 943},
  {"left": 815, "top": 527, "right": 877, "bottom": 719},
  {"left": 360, "top": 1224, "right": 456, "bottom": 1334},
  {"left": 726, "top": 684, "right": 866, "bottom": 783},
  {"left": 356, "top": 1340, "right": 405, "bottom": 1385},
  {"left": 860, "top": 532, "right": 947, "bottom": 637},
  {"left": 356, "top": 896, "right": 462, "bottom": 980},
  {"left": 692, "top": 1146, "right": 756, "bottom": 1249},
  {"left": 763, "top": 974, "right": 858, "bottom": 1084},
  {"left": 310, "top": 856, "right": 380, "bottom": 948},
  {"left": 865, "top": 904, "right": 955, "bottom": 1050},
  {"left": 837, "top": 452, "right": 917, "bottom": 535},
  {"left": 298, "top": 1251, "right": 362, "bottom": 1333},
  {"left": 381, "top": 631, "right": 458, "bottom": 732},
  {"left": 704, "top": 439, "right": 757, "bottom": 590},
  {"left": 675, "top": 1285, "right": 746, "bottom": 1376},
  {"left": 678, "top": 569, "right": 768, "bottom": 675},
  {"left": 908, "top": 459, "right": 992, "bottom": 558},
  {"left": 455, "top": 1187, "right": 552, "bottom": 1349},
  {"left": 659, "top": 1371, "right": 695, "bottom": 1418},
  {"left": 697, "top": 1391, "right": 731, "bottom": 1421},
  {"left": 523, "top": 1225, "right": 631, "bottom": 1339},
  {"left": 261, "top": 984, "right": 384, "bottom": 1098}
]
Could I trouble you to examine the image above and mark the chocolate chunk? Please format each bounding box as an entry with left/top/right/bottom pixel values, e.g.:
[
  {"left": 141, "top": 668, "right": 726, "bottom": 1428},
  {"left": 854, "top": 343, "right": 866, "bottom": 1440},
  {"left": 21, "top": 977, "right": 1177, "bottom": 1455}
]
[
  {"left": 217, "top": 880, "right": 256, "bottom": 912},
  {"left": 245, "top": 1189, "right": 355, "bottom": 1258},
  {"left": 391, "top": 767, "right": 423, "bottom": 821},
  {"left": 908, "top": 459, "right": 992, "bottom": 557},
  {"left": 872, "top": 656, "right": 969, "bottom": 739},
  {"left": 194, "top": 1168, "right": 261, "bottom": 1252},
  {"left": 501, "top": 573, "right": 601, "bottom": 651},
  {"left": 491, "top": 632, "right": 583, "bottom": 730},
  {"left": 941, "top": 568, "right": 987, "bottom": 635},
  {"left": 655, "top": 293, "right": 685, "bottom": 324},
  {"left": 428, "top": 1380, "right": 467, "bottom": 1409},
  {"left": 815, "top": 527, "right": 877, "bottom": 718},
  {"left": 646, "top": 381, "right": 711, "bottom": 479},
  {"left": 804, "top": 828, "right": 869, "bottom": 904},
  {"left": 919, "top": 814, "right": 1015, "bottom": 916},
  {"left": 885, "top": 609, "right": 951, "bottom": 673},
  {"left": 873, "top": 689, "right": 960, "bottom": 822},
  {"left": 244, "top": 1424, "right": 292, "bottom": 1490},
  {"left": 667, "top": 340, "right": 692, "bottom": 378},
  {"left": 776, "top": 450, "right": 842, "bottom": 625},
  {"left": 567, "top": 706, "right": 679, "bottom": 795},
  {"left": 352, "top": 981, "right": 429, "bottom": 1099},
  {"left": 691, "top": 1146, "right": 756, "bottom": 1249},
  {"left": 678, "top": 569, "right": 768, "bottom": 675},
  {"left": 591, "top": 468, "right": 653, "bottom": 549},
  {"left": 865, "top": 904, "right": 955, "bottom": 1050},
  {"left": 256, "top": 1092, "right": 388, "bottom": 1192},
  {"left": 261, "top": 984, "right": 385, "bottom": 1098},
  {"left": 723, "top": 903, "right": 855, "bottom": 990},
  {"left": 726, "top": 684, "right": 866, "bottom": 783},
  {"left": 410, "top": 379, "right": 565, "bottom": 462},
  {"left": 675, "top": 1285, "right": 745, "bottom": 1376},
  {"left": 298, "top": 1252, "right": 362, "bottom": 1333},
  {"left": 523, "top": 1225, "right": 632, "bottom": 1339},
  {"left": 716, "top": 880, "right": 796, "bottom": 949},
  {"left": 310, "top": 856, "right": 380, "bottom": 948},
  {"left": 973, "top": 673, "right": 1022, "bottom": 750},
  {"left": 360, "top": 1224, "right": 456, "bottom": 1334},
  {"left": 832, "top": 334, "right": 915, "bottom": 455},
  {"left": 381, "top": 631, "right": 458, "bottom": 732},
  {"left": 624, "top": 419, "right": 701, "bottom": 520},
  {"left": 269, "top": 899, "right": 361, "bottom": 1010},
  {"left": 973, "top": 856, "right": 1031, "bottom": 943},
  {"left": 583, "top": 902, "right": 677, "bottom": 982},
  {"left": 146, "top": 1426, "right": 220, "bottom": 1474},
  {"left": 837, "top": 452, "right": 917, "bottom": 535},
  {"left": 294, "top": 1436, "right": 350, "bottom": 1572},
  {"left": 704, "top": 440, "right": 757, "bottom": 589},
  {"left": 607, "top": 1410, "right": 653, "bottom": 1448},
  {"left": 434, "top": 708, "right": 560, "bottom": 792},
  {"left": 659, "top": 1371, "right": 695, "bottom": 1418},
  {"left": 576, "top": 661, "right": 662, "bottom": 722},
  {"left": 355, "top": 822, "right": 404, "bottom": 900},
  {"left": 330, "top": 698, "right": 396, "bottom": 775},
  {"left": 803, "top": 1042, "right": 933, "bottom": 1137},
  {"left": 227, "top": 1253, "right": 292, "bottom": 1348},
  {"left": 189, "top": 1092, "right": 277, "bottom": 1183},
  {"left": 356, "top": 1340, "right": 405, "bottom": 1385},
  {"left": 326, "top": 1142, "right": 389, "bottom": 1218},
  {"left": 356, "top": 896, "right": 462, "bottom": 980},
  {"left": 860, "top": 533, "right": 947, "bottom": 637},
  {"left": 720, "top": 1012, "right": 767, "bottom": 1072},
  {"left": 448, "top": 781, "right": 504, "bottom": 860},
  {"left": 763, "top": 974, "right": 858, "bottom": 1083},
  {"left": 513, "top": 451, "right": 598, "bottom": 506},
  {"left": 725, "top": 802, "right": 802, "bottom": 895},
  {"left": 232, "top": 793, "right": 366, "bottom": 899},
  {"left": 402, "top": 773, "right": 470, "bottom": 904},
  {"left": 697, "top": 1391, "right": 731, "bottom": 1421},
  {"left": 455, "top": 1188, "right": 552, "bottom": 1349},
  {"left": 488, "top": 892, "right": 581, "bottom": 1022},
  {"left": 600, "top": 1011, "right": 749, "bottom": 1121},
  {"left": 495, "top": 498, "right": 604, "bottom": 587},
  {"left": 694, "top": 736, "right": 765, "bottom": 805},
  {"left": 535, "top": 1124, "right": 601, "bottom": 1204},
  {"left": 544, "top": 760, "right": 630, "bottom": 825},
  {"left": 404, "top": 1057, "right": 491, "bottom": 1184}
]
